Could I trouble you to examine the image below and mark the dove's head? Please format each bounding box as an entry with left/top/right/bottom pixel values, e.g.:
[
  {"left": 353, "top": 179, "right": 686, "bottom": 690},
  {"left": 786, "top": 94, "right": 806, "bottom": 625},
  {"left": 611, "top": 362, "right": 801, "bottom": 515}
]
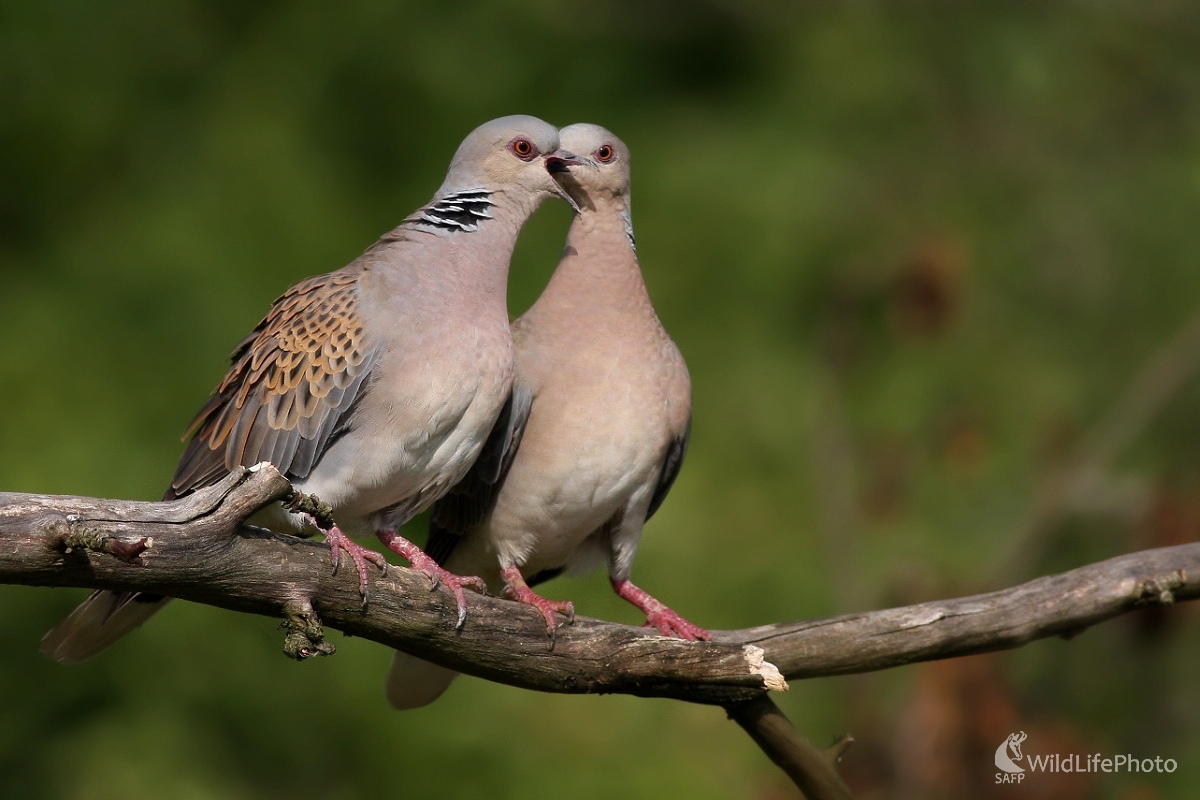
[
  {"left": 551, "top": 123, "right": 631, "bottom": 211},
  {"left": 439, "top": 115, "right": 583, "bottom": 212}
]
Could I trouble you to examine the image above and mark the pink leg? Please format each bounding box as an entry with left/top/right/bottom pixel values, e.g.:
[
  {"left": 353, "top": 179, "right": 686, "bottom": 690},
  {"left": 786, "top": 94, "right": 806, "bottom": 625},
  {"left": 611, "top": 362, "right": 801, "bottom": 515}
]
[
  {"left": 501, "top": 565, "right": 575, "bottom": 639},
  {"left": 611, "top": 578, "right": 710, "bottom": 641},
  {"left": 322, "top": 524, "right": 389, "bottom": 601},
  {"left": 377, "top": 530, "right": 487, "bottom": 629}
]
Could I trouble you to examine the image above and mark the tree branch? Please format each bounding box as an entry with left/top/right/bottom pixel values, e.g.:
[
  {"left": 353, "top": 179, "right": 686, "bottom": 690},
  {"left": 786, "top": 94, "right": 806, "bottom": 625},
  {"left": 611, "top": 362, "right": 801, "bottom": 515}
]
[
  {"left": 725, "top": 696, "right": 854, "bottom": 800},
  {"left": 723, "top": 542, "right": 1198, "bottom": 678},
  {"left": 0, "top": 465, "right": 784, "bottom": 704},
  {"left": 3, "top": 464, "right": 1196, "bottom": 798}
]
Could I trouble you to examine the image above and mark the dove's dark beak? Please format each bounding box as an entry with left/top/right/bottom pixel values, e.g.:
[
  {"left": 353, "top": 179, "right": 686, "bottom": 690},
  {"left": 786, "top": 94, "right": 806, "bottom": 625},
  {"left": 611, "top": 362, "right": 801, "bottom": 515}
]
[
  {"left": 545, "top": 149, "right": 584, "bottom": 174},
  {"left": 546, "top": 149, "right": 587, "bottom": 213}
]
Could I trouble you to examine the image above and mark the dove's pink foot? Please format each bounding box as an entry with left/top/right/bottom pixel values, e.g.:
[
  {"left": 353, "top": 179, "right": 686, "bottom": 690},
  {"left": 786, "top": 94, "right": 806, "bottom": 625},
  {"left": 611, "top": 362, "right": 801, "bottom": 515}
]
[
  {"left": 322, "top": 524, "right": 388, "bottom": 600},
  {"left": 500, "top": 565, "right": 575, "bottom": 639},
  {"left": 612, "top": 578, "right": 710, "bottom": 641},
  {"left": 376, "top": 530, "right": 486, "bottom": 629}
]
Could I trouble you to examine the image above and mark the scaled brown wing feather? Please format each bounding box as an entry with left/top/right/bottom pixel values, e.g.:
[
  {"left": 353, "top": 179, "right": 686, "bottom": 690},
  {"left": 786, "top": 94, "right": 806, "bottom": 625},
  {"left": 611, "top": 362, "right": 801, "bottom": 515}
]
[{"left": 166, "top": 268, "right": 379, "bottom": 500}]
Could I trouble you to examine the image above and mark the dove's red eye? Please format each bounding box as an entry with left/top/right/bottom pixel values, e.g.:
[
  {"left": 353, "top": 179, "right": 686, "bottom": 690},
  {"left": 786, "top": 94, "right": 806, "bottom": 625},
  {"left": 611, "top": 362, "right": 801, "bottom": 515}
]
[
  {"left": 595, "top": 144, "right": 615, "bottom": 163},
  {"left": 510, "top": 138, "right": 536, "bottom": 160}
]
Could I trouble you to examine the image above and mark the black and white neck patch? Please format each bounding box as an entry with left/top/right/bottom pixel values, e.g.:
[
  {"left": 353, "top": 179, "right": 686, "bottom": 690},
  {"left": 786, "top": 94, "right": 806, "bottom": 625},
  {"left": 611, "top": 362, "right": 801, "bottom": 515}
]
[{"left": 417, "top": 189, "right": 495, "bottom": 232}]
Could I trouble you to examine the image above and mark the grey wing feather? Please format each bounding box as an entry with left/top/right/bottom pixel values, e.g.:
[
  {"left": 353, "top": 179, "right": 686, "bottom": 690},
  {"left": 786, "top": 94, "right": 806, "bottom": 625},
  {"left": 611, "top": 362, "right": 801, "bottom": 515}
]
[
  {"left": 646, "top": 415, "right": 691, "bottom": 521},
  {"left": 426, "top": 383, "right": 533, "bottom": 565}
]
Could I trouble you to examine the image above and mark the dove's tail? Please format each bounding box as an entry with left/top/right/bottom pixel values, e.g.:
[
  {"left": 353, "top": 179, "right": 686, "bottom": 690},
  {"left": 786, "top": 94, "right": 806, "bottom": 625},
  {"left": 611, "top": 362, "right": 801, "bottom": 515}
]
[
  {"left": 41, "top": 590, "right": 169, "bottom": 664},
  {"left": 385, "top": 650, "right": 460, "bottom": 710}
]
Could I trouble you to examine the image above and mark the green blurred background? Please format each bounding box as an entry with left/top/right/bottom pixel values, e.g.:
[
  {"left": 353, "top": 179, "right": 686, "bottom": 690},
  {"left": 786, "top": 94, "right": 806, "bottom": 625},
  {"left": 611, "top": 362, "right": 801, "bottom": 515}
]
[{"left": 4, "top": 2, "right": 1200, "bottom": 798}]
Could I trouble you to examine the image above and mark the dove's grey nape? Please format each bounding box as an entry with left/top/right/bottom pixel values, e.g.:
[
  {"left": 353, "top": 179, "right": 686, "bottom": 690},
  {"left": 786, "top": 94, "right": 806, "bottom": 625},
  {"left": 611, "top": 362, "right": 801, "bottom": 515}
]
[
  {"left": 386, "top": 123, "right": 708, "bottom": 711},
  {"left": 41, "top": 116, "right": 584, "bottom": 665}
]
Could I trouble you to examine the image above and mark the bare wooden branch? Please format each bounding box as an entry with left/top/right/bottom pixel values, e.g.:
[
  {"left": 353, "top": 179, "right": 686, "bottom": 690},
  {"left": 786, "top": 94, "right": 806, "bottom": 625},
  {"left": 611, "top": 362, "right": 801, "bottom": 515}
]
[
  {"left": 2, "top": 465, "right": 1195, "bottom": 696},
  {"left": 0, "top": 465, "right": 783, "bottom": 704},
  {"left": 725, "top": 696, "right": 854, "bottom": 800},
  {"left": 3, "top": 465, "right": 1197, "bottom": 798},
  {"left": 724, "top": 543, "right": 1198, "bottom": 678}
]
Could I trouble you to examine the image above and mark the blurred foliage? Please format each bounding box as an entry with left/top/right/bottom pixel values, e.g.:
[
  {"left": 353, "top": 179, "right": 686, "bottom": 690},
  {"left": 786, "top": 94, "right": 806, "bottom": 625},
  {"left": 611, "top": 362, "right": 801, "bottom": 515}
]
[{"left": 3, "top": 1, "right": 1200, "bottom": 798}]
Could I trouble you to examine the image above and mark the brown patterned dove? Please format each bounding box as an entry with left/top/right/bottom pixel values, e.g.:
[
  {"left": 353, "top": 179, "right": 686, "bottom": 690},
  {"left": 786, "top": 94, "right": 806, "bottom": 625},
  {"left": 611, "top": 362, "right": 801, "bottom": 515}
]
[
  {"left": 386, "top": 122, "right": 708, "bottom": 710},
  {"left": 41, "top": 115, "right": 582, "bottom": 664}
]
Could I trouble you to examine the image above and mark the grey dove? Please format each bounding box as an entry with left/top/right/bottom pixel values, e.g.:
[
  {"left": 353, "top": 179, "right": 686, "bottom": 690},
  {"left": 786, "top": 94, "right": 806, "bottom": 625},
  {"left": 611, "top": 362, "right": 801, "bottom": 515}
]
[
  {"left": 386, "top": 122, "right": 709, "bottom": 710},
  {"left": 41, "top": 115, "right": 582, "bottom": 664}
]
